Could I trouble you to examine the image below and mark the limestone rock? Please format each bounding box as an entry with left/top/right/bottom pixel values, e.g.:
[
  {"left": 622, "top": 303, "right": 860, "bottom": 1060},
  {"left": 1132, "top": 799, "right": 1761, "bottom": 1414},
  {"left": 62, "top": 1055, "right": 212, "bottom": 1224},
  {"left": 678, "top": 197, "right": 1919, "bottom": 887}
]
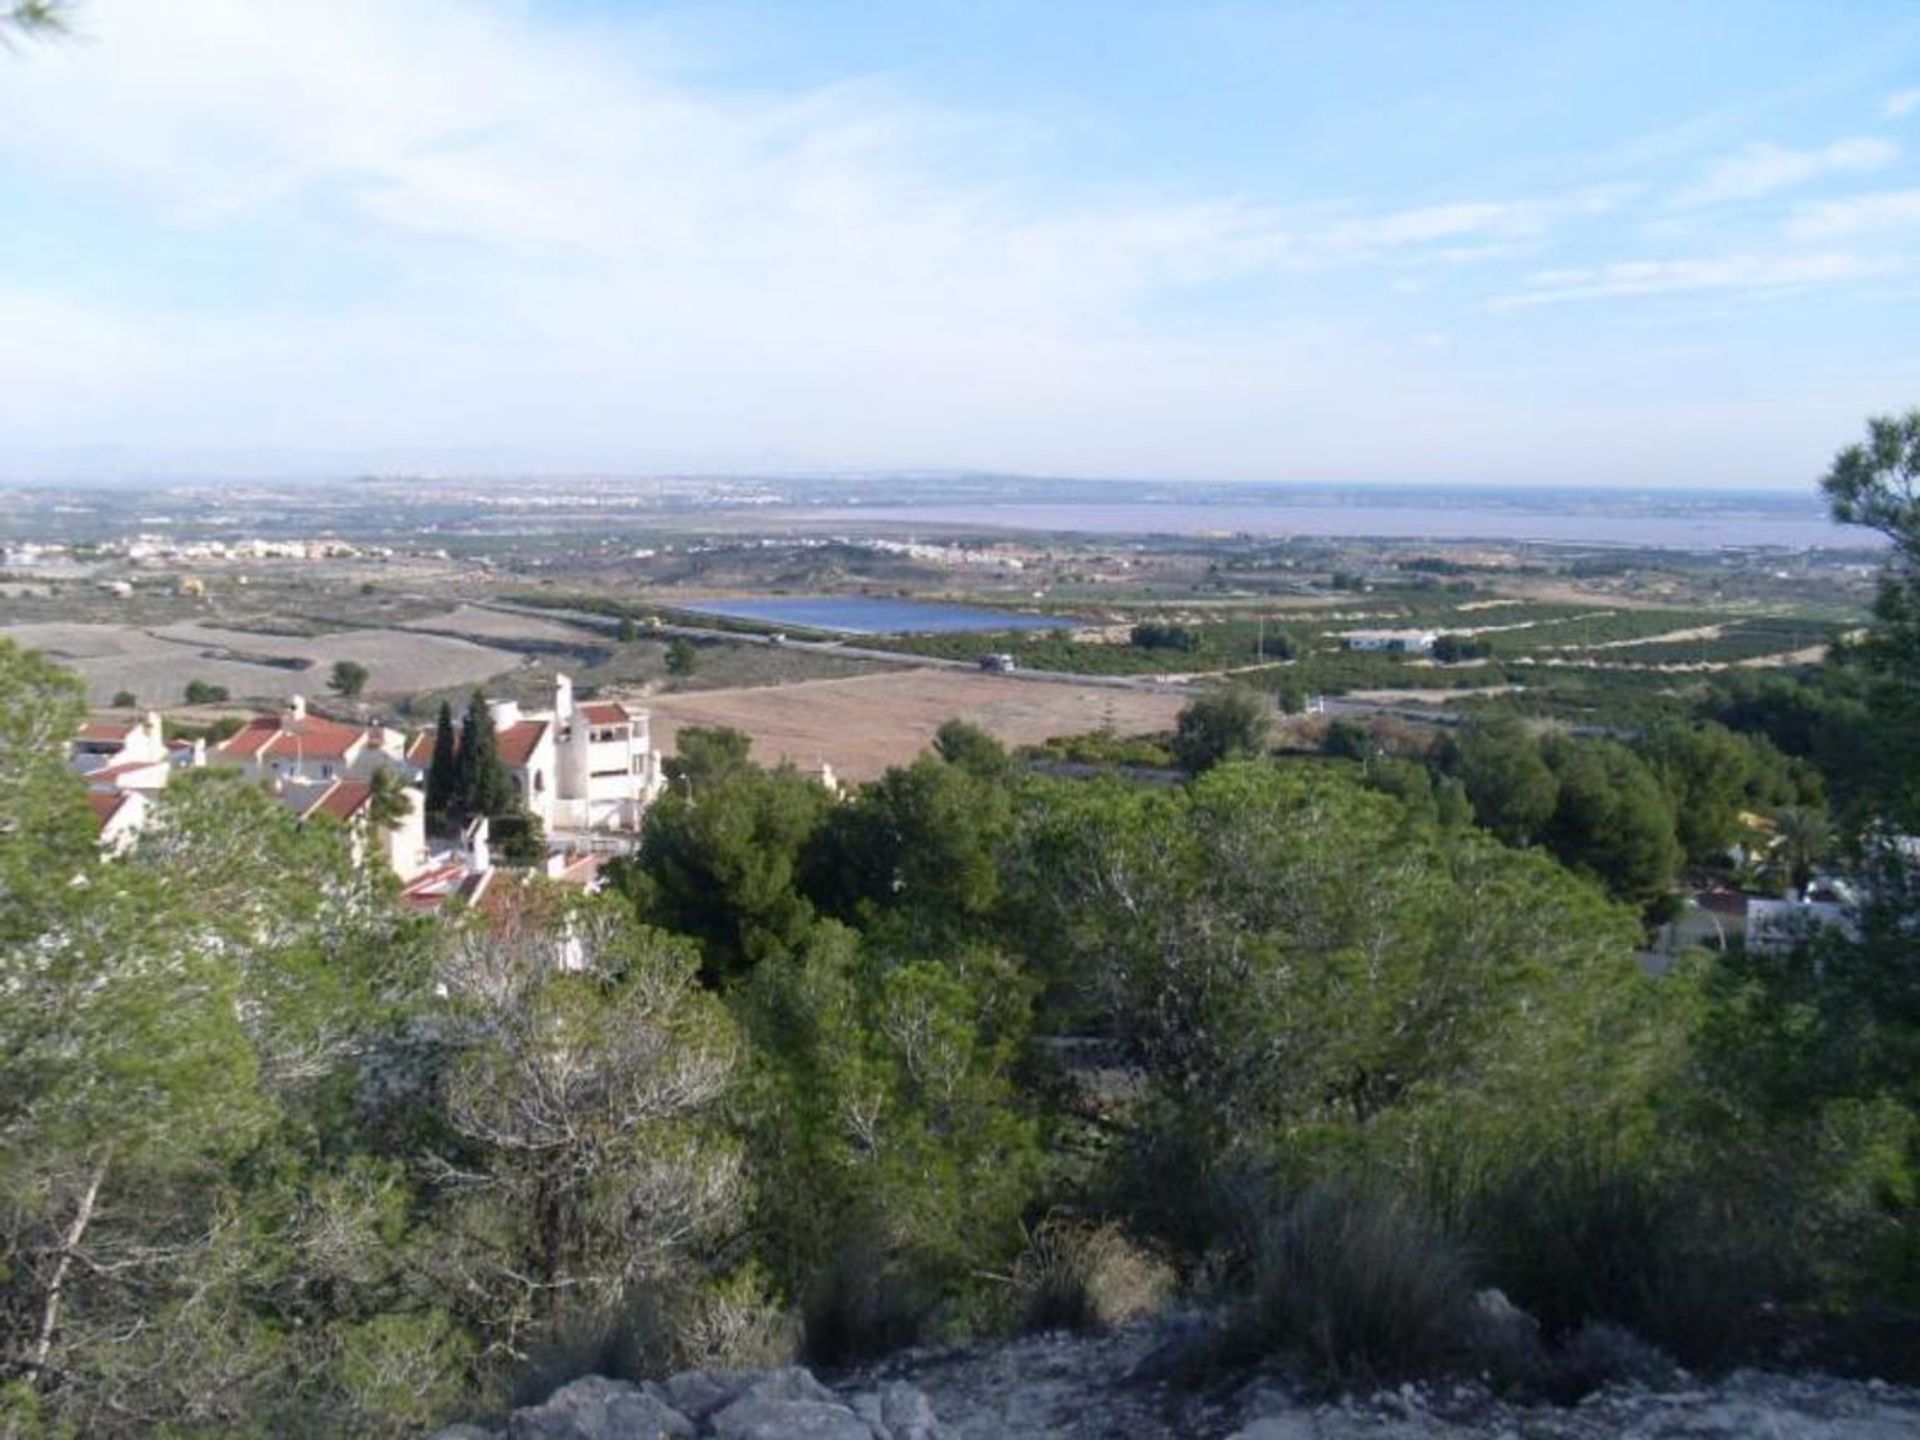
[{"left": 505, "top": 1375, "right": 694, "bottom": 1440}]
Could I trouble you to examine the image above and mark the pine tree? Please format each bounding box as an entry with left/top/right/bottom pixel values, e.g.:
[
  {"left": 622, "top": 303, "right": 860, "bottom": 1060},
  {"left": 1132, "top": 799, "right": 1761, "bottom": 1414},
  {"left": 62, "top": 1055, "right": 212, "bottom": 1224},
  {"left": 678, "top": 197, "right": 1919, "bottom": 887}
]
[{"left": 425, "top": 701, "right": 458, "bottom": 834}]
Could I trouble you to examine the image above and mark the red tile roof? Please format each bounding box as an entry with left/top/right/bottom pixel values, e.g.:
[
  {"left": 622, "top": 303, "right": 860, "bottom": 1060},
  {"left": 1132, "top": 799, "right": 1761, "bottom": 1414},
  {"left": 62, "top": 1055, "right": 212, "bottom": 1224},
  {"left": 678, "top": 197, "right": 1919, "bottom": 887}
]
[
  {"left": 579, "top": 702, "right": 631, "bottom": 725},
  {"left": 76, "top": 720, "right": 138, "bottom": 742},
  {"left": 214, "top": 711, "right": 366, "bottom": 763},
  {"left": 309, "top": 779, "right": 373, "bottom": 822},
  {"left": 215, "top": 717, "right": 281, "bottom": 759},
  {"left": 406, "top": 732, "right": 437, "bottom": 765},
  {"left": 497, "top": 719, "right": 550, "bottom": 768},
  {"left": 86, "top": 790, "right": 134, "bottom": 827}
]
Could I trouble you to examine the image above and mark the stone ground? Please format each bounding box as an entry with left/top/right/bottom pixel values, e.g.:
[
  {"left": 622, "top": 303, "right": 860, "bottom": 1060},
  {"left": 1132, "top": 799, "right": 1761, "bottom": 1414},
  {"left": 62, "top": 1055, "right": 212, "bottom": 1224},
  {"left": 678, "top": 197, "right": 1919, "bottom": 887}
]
[{"left": 441, "top": 1322, "right": 1920, "bottom": 1440}]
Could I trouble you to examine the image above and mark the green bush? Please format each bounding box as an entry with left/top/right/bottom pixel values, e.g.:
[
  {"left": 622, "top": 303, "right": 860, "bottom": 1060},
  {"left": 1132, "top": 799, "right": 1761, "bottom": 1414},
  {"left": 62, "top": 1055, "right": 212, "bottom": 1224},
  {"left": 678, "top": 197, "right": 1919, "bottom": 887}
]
[{"left": 1224, "top": 1183, "right": 1472, "bottom": 1381}]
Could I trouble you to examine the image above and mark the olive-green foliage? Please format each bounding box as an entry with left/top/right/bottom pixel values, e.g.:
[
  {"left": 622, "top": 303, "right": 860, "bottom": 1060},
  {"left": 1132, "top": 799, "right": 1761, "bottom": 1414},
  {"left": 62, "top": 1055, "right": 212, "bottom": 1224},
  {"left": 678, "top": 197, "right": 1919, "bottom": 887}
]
[
  {"left": 1172, "top": 686, "right": 1271, "bottom": 773},
  {"left": 329, "top": 659, "right": 371, "bottom": 698},
  {"left": 932, "top": 717, "right": 1014, "bottom": 781},
  {"left": 425, "top": 698, "right": 459, "bottom": 832},
  {"left": 660, "top": 723, "right": 753, "bottom": 789},
  {"left": 423, "top": 900, "right": 744, "bottom": 1367},
  {"left": 454, "top": 690, "right": 517, "bottom": 823},
  {"left": 733, "top": 924, "right": 1040, "bottom": 1361},
  {"left": 1538, "top": 737, "right": 1680, "bottom": 912},
  {"left": 625, "top": 750, "right": 831, "bottom": 983},
  {"left": 803, "top": 753, "right": 1011, "bottom": 948},
  {"left": 1007, "top": 763, "right": 1653, "bottom": 1197},
  {"left": 1225, "top": 1182, "right": 1474, "bottom": 1381},
  {"left": 1445, "top": 714, "right": 1558, "bottom": 845}
]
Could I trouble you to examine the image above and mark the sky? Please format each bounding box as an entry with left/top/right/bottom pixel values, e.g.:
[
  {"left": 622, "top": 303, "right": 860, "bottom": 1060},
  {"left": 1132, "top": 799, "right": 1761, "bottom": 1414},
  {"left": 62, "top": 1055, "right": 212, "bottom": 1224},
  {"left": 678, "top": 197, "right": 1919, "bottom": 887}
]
[{"left": 2, "top": 0, "right": 1919, "bottom": 489}]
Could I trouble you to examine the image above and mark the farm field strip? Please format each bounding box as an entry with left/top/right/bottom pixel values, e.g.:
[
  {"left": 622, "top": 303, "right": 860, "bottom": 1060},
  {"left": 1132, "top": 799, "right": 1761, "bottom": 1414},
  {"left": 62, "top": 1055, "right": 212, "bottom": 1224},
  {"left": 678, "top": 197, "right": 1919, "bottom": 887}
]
[{"left": 642, "top": 668, "right": 1188, "bottom": 781}]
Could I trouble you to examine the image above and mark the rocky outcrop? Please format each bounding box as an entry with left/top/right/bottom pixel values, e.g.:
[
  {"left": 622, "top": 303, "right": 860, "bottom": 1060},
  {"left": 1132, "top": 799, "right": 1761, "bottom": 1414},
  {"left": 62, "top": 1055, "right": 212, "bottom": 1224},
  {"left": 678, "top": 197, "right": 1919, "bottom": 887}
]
[{"left": 439, "top": 1327, "right": 1920, "bottom": 1440}]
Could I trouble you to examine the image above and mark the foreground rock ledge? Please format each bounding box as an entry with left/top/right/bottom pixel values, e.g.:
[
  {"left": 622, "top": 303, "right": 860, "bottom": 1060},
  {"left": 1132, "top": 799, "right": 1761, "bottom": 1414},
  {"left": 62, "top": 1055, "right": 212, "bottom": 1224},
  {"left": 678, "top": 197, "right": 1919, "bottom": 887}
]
[{"left": 436, "top": 1336, "right": 1920, "bottom": 1440}]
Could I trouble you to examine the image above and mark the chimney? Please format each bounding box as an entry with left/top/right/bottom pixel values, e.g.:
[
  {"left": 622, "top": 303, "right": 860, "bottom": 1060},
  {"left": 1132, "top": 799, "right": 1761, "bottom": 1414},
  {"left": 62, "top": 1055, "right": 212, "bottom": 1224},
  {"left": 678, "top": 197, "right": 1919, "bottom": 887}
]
[
  {"left": 289, "top": 694, "right": 307, "bottom": 721},
  {"left": 490, "top": 698, "right": 521, "bottom": 728},
  {"left": 554, "top": 673, "right": 574, "bottom": 721},
  {"left": 465, "top": 815, "right": 491, "bottom": 874}
]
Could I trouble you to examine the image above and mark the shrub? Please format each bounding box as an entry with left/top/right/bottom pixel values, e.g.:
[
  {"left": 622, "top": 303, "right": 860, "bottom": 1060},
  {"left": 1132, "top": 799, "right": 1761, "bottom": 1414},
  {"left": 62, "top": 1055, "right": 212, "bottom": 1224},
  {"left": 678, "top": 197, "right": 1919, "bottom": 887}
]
[
  {"left": 1002, "top": 1215, "right": 1173, "bottom": 1335},
  {"left": 799, "top": 1225, "right": 941, "bottom": 1366},
  {"left": 1224, "top": 1183, "right": 1472, "bottom": 1382},
  {"left": 512, "top": 1271, "right": 795, "bottom": 1407},
  {"left": 1467, "top": 1155, "right": 1765, "bottom": 1367}
]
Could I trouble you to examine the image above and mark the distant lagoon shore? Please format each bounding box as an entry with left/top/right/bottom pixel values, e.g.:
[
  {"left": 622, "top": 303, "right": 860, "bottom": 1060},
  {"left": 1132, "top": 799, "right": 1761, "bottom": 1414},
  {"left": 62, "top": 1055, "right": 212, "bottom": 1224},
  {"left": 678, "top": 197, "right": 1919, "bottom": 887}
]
[{"left": 785, "top": 500, "right": 1882, "bottom": 551}]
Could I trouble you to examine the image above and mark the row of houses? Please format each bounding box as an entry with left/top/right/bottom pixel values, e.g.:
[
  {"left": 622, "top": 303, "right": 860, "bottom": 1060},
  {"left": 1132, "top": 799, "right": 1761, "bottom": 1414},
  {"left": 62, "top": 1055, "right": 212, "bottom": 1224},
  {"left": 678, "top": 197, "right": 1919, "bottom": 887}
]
[{"left": 67, "top": 675, "right": 665, "bottom": 909}]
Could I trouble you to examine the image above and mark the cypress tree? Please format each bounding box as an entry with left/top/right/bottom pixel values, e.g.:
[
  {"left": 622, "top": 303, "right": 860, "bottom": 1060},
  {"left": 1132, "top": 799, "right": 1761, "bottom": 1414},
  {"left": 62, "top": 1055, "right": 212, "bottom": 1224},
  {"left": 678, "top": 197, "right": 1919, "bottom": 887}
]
[
  {"left": 456, "top": 692, "right": 516, "bottom": 822},
  {"left": 425, "top": 700, "right": 458, "bottom": 835}
]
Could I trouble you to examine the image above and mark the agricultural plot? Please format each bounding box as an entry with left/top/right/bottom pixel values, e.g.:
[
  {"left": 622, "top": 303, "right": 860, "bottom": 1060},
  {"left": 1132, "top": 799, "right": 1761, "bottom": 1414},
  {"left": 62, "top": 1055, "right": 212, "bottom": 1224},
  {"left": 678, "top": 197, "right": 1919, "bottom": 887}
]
[
  {"left": 643, "top": 668, "right": 1189, "bottom": 782},
  {"left": 1, "top": 621, "right": 525, "bottom": 706}
]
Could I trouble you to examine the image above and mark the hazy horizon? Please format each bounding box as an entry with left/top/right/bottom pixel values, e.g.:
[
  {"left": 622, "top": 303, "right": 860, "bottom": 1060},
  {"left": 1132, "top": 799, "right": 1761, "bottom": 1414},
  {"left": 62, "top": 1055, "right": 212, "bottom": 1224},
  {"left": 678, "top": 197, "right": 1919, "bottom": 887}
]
[{"left": 4, "top": 1, "right": 1919, "bottom": 489}]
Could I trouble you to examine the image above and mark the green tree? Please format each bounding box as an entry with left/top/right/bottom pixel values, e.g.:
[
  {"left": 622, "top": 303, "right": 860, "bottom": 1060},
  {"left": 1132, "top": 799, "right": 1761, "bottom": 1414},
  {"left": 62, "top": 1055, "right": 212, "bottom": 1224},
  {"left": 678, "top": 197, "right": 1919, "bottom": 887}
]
[
  {"left": 616, "top": 616, "right": 639, "bottom": 643},
  {"left": 1003, "top": 763, "right": 1656, "bottom": 1251},
  {"left": 110, "top": 689, "right": 136, "bottom": 709},
  {"left": 803, "top": 754, "right": 1011, "bottom": 947},
  {"left": 365, "top": 764, "right": 411, "bottom": 833},
  {"left": 733, "top": 924, "right": 1038, "bottom": 1360},
  {"left": 625, "top": 757, "right": 832, "bottom": 983},
  {"left": 1539, "top": 736, "right": 1681, "bottom": 912},
  {"left": 329, "top": 658, "right": 371, "bottom": 698},
  {"left": 1769, "top": 805, "right": 1830, "bottom": 895},
  {"left": 1171, "top": 686, "right": 1271, "bottom": 774},
  {"left": 932, "top": 717, "right": 1013, "bottom": 781},
  {"left": 1635, "top": 719, "right": 1757, "bottom": 866},
  {"left": 666, "top": 637, "right": 698, "bottom": 678},
  {"left": 425, "top": 897, "right": 741, "bottom": 1354},
  {"left": 453, "top": 692, "right": 515, "bottom": 824},
  {"left": 1821, "top": 407, "right": 1920, "bottom": 828},
  {"left": 1447, "top": 714, "right": 1558, "bottom": 846},
  {"left": 182, "top": 678, "right": 229, "bottom": 705},
  {"left": 661, "top": 724, "right": 753, "bottom": 791},
  {"left": 425, "top": 700, "right": 459, "bottom": 834},
  {"left": 1321, "top": 718, "right": 1373, "bottom": 761}
]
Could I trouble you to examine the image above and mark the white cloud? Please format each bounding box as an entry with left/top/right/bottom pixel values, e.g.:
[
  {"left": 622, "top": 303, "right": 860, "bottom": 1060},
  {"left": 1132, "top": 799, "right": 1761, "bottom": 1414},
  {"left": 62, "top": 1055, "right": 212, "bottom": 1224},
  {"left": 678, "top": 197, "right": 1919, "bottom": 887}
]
[
  {"left": 1887, "top": 88, "right": 1920, "bottom": 119},
  {"left": 1493, "top": 252, "right": 1903, "bottom": 308},
  {"left": 1673, "top": 138, "right": 1897, "bottom": 207},
  {"left": 1789, "top": 188, "right": 1920, "bottom": 239}
]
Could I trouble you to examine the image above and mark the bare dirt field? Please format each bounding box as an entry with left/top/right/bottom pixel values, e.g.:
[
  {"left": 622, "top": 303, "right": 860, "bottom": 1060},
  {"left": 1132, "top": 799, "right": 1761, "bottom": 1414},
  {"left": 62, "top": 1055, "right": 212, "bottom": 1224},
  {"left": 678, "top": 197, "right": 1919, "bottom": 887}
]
[
  {"left": 641, "top": 669, "right": 1189, "bottom": 781},
  {"left": 2, "top": 621, "right": 526, "bottom": 705},
  {"left": 400, "top": 604, "right": 605, "bottom": 646}
]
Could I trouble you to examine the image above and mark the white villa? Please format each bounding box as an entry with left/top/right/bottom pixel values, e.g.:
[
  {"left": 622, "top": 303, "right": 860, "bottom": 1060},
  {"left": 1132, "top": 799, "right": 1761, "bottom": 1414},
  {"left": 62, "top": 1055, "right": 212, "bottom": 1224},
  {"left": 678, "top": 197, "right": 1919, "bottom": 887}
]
[{"left": 405, "top": 675, "right": 664, "bottom": 833}]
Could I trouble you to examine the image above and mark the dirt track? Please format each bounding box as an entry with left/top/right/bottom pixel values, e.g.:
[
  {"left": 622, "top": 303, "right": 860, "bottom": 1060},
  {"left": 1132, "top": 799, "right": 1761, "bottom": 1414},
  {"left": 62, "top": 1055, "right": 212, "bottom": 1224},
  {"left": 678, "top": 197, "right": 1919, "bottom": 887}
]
[{"left": 641, "top": 668, "right": 1187, "bottom": 781}]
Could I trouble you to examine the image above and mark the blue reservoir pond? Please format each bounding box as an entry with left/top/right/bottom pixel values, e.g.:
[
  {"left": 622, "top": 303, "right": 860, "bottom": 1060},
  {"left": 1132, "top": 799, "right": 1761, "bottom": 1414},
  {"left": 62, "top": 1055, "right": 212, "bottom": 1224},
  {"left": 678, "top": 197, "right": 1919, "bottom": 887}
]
[{"left": 673, "top": 596, "right": 1073, "bottom": 635}]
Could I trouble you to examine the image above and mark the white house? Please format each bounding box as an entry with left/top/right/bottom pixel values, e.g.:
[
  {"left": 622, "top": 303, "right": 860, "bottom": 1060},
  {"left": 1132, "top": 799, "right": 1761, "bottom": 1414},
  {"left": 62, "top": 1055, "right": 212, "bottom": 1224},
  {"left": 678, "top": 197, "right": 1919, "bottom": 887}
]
[
  {"left": 405, "top": 675, "right": 663, "bottom": 834},
  {"left": 1338, "top": 630, "right": 1439, "bottom": 655},
  {"left": 69, "top": 712, "right": 172, "bottom": 789},
  {"left": 213, "top": 695, "right": 407, "bottom": 786},
  {"left": 86, "top": 788, "right": 149, "bottom": 855},
  {"left": 277, "top": 777, "right": 429, "bottom": 880}
]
